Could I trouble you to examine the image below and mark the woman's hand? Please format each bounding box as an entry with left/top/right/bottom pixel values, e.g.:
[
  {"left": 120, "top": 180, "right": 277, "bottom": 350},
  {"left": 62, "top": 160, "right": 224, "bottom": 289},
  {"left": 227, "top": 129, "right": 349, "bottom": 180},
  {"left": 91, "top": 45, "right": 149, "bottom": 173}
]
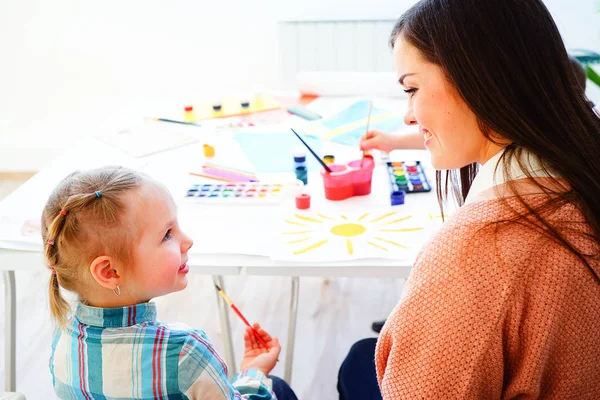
[
  {"left": 240, "top": 323, "right": 281, "bottom": 376},
  {"left": 360, "top": 130, "right": 398, "bottom": 153}
]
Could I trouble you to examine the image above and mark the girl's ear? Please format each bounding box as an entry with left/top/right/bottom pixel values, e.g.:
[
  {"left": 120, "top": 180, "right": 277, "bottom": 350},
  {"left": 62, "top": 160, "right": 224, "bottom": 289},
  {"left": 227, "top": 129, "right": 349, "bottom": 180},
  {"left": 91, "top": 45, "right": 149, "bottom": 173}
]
[{"left": 89, "top": 256, "right": 121, "bottom": 290}]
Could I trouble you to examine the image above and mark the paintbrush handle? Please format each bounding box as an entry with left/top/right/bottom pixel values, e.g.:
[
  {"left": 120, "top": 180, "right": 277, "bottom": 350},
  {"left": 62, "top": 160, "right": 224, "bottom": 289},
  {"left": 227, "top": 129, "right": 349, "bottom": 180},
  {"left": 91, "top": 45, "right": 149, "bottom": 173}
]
[
  {"left": 231, "top": 304, "right": 253, "bottom": 327},
  {"left": 360, "top": 101, "right": 374, "bottom": 167},
  {"left": 290, "top": 128, "right": 332, "bottom": 173},
  {"left": 251, "top": 327, "right": 270, "bottom": 350},
  {"left": 231, "top": 305, "right": 270, "bottom": 349},
  {"left": 365, "top": 101, "right": 373, "bottom": 134},
  {"left": 151, "top": 117, "right": 201, "bottom": 126}
]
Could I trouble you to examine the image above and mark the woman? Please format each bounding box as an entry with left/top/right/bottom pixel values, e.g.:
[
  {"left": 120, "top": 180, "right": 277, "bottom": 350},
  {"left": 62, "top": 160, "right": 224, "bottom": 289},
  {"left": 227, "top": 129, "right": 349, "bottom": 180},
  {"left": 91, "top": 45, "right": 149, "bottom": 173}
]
[{"left": 338, "top": 0, "right": 600, "bottom": 399}]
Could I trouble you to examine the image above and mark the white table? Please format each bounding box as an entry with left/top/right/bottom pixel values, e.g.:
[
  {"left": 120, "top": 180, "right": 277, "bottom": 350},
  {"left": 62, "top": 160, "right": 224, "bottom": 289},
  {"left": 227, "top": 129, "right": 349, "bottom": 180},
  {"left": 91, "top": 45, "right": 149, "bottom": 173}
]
[{"left": 0, "top": 98, "right": 439, "bottom": 392}]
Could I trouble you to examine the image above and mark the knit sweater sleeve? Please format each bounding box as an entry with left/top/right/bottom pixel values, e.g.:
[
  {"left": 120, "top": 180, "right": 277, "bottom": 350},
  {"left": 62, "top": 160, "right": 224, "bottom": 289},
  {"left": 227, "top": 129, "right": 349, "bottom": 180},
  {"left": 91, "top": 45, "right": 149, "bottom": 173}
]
[{"left": 375, "top": 213, "right": 521, "bottom": 399}]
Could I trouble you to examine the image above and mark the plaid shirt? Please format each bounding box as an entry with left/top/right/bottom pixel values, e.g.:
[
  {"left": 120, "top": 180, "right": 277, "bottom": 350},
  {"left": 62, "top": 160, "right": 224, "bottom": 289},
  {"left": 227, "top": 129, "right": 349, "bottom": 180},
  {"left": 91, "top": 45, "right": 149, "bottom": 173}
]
[{"left": 50, "top": 302, "right": 276, "bottom": 399}]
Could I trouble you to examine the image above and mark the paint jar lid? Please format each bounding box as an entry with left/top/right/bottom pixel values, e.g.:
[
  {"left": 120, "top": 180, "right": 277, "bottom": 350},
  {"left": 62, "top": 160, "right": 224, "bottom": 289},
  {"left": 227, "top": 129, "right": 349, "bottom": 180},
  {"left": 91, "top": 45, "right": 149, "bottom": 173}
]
[
  {"left": 184, "top": 105, "right": 194, "bottom": 112},
  {"left": 295, "top": 193, "right": 311, "bottom": 209},
  {"left": 292, "top": 147, "right": 306, "bottom": 158},
  {"left": 212, "top": 104, "right": 222, "bottom": 111}
]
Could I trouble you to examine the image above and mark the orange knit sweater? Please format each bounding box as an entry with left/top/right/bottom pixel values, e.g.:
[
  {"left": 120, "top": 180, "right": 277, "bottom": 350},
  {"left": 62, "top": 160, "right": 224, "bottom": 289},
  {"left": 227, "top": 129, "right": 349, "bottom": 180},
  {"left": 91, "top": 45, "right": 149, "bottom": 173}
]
[{"left": 376, "top": 193, "right": 600, "bottom": 399}]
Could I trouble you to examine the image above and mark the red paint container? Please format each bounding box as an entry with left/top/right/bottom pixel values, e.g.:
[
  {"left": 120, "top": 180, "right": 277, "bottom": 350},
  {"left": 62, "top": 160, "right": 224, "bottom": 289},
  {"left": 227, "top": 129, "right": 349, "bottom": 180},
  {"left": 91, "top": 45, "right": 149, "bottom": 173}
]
[
  {"left": 320, "top": 156, "right": 375, "bottom": 201},
  {"left": 295, "top": 193, "right": 311, "bottom": 209}
]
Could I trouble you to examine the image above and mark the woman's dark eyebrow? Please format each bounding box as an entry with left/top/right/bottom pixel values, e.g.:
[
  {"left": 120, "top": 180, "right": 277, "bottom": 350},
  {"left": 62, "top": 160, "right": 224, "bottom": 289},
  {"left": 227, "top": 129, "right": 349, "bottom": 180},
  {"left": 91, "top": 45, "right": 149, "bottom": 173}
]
[{"left": 399, "top": 73, "right": 416, "bottom": 85}]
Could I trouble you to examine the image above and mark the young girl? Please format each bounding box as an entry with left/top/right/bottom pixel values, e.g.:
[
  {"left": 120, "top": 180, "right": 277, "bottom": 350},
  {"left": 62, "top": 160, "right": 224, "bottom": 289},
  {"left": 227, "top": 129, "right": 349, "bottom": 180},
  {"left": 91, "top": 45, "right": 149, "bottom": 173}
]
[
  {"left": 339, "top": 0, "right": 600, "bottom": 398},
  {"left": 42, "top": 166, "right": 297, "bottom": 399}
]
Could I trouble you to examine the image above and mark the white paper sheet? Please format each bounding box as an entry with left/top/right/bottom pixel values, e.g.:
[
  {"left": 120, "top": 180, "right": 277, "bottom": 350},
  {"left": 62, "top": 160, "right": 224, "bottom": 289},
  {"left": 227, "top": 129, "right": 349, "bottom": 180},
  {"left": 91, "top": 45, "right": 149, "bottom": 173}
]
[
  {"left": 96, "top": 119, "right": 199, "bottom": 158},
  {"left": 270, "top": 208, "right": 442, "bottom": 263}
]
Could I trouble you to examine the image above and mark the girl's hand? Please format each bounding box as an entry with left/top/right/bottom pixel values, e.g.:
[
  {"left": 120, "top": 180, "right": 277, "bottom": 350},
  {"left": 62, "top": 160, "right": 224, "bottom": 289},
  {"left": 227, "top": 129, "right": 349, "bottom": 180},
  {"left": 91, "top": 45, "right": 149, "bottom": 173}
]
[
  {"left": 240, "top": 323, "right": 281, "bottom": 375},
  {"left": 360, "top": 130, "right": 397, "bottom": 153}
]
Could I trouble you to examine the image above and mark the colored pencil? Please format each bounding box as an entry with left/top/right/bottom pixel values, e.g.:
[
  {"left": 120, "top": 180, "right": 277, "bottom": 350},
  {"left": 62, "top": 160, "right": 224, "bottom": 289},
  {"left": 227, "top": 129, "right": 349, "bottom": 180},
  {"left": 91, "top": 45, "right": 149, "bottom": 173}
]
[
  {"left": 290, "top": 128, "right": 333, "bottom": 173},
  {"left": 361, "top": 101, "right": 373, "bottom": 168},
  {"left": 203, "top": 163, "right": 257, "bottom": 178},
  {"left": 287, "top": 105, "right": 322, "bottom": 121},
  {"left": 188, "top": 172, "right": 233, "bottom": 182},
  {"left": 149, "top": 117, "right": 201, "bottom": 126},
  {"left": 215, "top": 284, "right": 270, "bottom": 350},
  {"left": 202, "top": 163, "right": 258, "bottom": 181},
  {"left": 201, "top": 167, "right": 256, "bottom": 182}
]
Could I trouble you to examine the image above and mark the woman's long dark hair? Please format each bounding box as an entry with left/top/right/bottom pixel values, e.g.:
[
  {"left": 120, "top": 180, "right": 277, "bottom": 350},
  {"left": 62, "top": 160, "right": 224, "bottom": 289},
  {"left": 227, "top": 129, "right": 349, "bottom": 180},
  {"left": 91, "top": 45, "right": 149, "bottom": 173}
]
[{"left": 391, "top": 0, "right": 600, "bottom": 280}]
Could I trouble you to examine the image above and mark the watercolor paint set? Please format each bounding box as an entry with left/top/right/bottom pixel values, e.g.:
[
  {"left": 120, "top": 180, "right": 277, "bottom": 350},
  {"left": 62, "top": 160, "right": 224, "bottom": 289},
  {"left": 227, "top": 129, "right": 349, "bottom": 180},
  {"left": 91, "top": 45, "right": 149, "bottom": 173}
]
[
  {"left": 386, "top": 161, "right": 432, "bottom": 197},
  {"left": 184, "top": 182, "right": 301, "bottom": 204}
]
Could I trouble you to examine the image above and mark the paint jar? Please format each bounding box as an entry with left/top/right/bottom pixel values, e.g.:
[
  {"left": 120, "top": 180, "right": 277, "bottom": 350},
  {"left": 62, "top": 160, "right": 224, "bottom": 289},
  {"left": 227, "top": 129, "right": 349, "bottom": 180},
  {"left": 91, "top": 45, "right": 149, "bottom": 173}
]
[
  {"left": 323, "top": 155, "right": 335, "bottom": 164},
  {"left": 293, "top": 148, "right": 306, "bottom": 170},
  {"left": 391, "top": 190, "right": 406, "bottom": 205},
  {"left": 203, "top": 144, "right": 215, "bottom": 158},
  {"left": 295, "top": 193, "right": 311, "bottom": 209},
  {"left": 320, "top": 155, "right": 375, "bottom": 201},
  {"left": 295, "top": 166, "right": 308, "bottom": 185},
  {"left": 183, "top": 105, "right": 195, "bottom": 122},
  {"left": 254, "top": 93, "right": 264, "bottom": 108}
]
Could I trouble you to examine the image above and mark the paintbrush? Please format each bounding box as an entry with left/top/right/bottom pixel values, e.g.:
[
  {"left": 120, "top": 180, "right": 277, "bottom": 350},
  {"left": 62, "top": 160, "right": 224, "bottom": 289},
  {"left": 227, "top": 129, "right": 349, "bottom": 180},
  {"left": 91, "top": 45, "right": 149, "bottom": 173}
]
[
  {"left": 148, "top": 117, "right": 201, "bottom": 126},
  {"left": 361, "top": 100, "right": 373, "bottom": 168},
  {"left": 215, "top": 284, "right": 270, "bottom": 350},
  {"left": 290, "top": 128, "right": 333, "bottom": 173}
]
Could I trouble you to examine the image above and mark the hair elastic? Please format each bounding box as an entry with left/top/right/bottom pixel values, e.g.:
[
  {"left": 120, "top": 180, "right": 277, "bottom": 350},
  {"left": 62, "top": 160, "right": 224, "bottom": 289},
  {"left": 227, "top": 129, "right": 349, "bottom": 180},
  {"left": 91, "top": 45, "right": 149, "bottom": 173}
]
[
  {"left": 47, "top": 239, "right": 54, "bottom": 246},
  {"left": 48, "top": 264, "right": 56, "bottom": 275},
  {"left": 95, "top": 191, "right": 102, "bottom": 198},
  {"left": 59, "top": 209, "right": 67, "bottom": 216}
]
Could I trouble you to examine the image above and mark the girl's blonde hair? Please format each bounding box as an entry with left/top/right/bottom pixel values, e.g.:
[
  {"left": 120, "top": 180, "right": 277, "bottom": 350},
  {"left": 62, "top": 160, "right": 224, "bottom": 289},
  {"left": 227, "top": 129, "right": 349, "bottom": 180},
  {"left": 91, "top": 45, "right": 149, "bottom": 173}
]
[{"left": 41, "top": 166, "right": 146, "bottom": 326}]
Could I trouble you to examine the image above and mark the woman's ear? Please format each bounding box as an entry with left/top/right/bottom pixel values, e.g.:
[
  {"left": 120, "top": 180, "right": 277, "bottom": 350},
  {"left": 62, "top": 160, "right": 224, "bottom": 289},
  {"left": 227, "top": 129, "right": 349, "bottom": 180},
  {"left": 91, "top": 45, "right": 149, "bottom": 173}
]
[{"left": 89, "top": 256, "right": 121, "bottom": 290}]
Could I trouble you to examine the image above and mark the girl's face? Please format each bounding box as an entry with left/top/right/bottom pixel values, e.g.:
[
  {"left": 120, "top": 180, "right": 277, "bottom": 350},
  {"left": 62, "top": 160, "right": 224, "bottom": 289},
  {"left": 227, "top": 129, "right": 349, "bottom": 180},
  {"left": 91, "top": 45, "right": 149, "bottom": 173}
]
[
  {"left": 125, "top": 183, "right": 193, "bottom": 302},
  {"left": 393, "top": 36, "right": 504, "bottom": 168}
]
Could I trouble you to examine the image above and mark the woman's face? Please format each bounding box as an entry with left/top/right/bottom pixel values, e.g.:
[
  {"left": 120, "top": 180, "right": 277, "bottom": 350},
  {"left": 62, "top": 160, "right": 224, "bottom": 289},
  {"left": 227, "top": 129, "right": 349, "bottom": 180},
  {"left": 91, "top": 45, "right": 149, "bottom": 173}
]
[{"left": 393, "top": 35, "right": 504, "bottom": 169}]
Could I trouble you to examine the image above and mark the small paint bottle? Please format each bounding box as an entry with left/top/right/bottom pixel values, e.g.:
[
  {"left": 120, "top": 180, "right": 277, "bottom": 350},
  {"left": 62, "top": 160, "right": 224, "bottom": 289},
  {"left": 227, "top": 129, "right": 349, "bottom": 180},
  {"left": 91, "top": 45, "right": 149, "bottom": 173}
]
[
  {"left": 203, "top": 143, "right": 215, "bottom": 158},
  {"left": 184, "top": 105, "right": 195, "bottom": 123},
  {"left": 293, "top": 148, "right": 306, "bottom": 169},
  {"left": 212, "top": 102, "right": 223, "bottom": 118},
  {"left": 391, "top": 190, "right": 405, "bottom": 205},
  {"left": 295, "top": 193, "right": 311, "bottom": 209},
  {"left": 323, "top": 155, "right": 335, "bottom": 164},
  {"left": 295, "top": 166, "right": 308, "bottom": 185}
]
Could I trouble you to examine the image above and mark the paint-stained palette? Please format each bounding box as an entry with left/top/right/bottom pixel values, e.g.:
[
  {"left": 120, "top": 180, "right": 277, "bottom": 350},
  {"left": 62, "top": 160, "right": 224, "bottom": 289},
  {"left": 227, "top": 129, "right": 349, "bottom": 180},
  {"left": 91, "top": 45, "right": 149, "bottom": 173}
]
[{"left": 184, "top": 182, "right": 300, "bottom": 204}]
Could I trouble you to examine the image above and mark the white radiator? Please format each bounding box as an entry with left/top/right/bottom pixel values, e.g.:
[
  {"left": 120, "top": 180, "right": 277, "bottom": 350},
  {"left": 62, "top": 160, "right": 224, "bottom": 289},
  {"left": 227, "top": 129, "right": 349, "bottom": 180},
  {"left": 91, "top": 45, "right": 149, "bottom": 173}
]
[{"left": 278, "top": 19, "right": 397, "bottom": 89}]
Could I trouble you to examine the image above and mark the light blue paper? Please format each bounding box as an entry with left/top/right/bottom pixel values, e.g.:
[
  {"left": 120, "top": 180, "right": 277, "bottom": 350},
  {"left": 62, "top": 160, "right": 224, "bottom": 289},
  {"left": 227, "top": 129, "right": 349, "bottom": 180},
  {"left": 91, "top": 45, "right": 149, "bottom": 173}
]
[
  {"left": 321, "top": 100, "right": 406, "bottom": 146},
  {"left": 234, "top": 131, "right": 324, "bottom": 173}
]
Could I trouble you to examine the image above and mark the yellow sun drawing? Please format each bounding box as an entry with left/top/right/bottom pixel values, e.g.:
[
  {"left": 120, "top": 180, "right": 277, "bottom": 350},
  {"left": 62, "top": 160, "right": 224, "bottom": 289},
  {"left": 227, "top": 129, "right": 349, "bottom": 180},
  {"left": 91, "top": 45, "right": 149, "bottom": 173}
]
[{"left": 282, "top": 212, "right": 424, "bottom": 256}]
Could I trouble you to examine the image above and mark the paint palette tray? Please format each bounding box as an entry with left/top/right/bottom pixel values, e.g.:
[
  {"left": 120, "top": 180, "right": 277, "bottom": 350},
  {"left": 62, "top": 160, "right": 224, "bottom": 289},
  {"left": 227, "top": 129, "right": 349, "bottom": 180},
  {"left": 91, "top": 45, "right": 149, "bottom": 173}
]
[
  {"left": 184, "top": 182, "right": 301, "bottom": 204},
  {"left": 386, "top": 161, "right": 432, "bottom": 203}
]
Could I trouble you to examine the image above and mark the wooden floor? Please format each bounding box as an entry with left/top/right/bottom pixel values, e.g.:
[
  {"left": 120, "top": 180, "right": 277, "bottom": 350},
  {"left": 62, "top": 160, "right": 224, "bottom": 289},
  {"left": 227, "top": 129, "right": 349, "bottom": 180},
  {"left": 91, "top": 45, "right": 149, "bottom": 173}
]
[{"left": 0, "top": 179, "right": 405, "bottom": 399}]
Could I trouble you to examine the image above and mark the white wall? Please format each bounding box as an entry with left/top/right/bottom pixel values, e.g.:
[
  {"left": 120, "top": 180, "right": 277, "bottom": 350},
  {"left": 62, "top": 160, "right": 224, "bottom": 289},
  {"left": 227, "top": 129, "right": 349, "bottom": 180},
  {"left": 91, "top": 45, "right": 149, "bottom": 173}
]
[{"left": 0, "top": 0, "right": 599, "bottom": 156}]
